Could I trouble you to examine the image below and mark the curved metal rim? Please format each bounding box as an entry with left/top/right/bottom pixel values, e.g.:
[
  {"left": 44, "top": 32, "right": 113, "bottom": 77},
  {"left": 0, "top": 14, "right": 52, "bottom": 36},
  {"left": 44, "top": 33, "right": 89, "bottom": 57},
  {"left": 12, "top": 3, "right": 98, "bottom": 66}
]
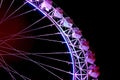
[
  {"left": 25, "top": 0, "right": 98, "bottom": 80},
  {"left": 26, "top": 1, "right": 75, "bottom": 80}
]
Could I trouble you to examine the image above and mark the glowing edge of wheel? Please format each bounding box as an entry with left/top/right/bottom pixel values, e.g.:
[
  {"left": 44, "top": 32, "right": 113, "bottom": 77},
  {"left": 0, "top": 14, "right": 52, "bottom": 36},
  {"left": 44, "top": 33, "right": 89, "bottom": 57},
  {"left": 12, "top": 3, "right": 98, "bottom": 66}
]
[{"left": 26, "top": 1, "right": 75, "bottom": 80}]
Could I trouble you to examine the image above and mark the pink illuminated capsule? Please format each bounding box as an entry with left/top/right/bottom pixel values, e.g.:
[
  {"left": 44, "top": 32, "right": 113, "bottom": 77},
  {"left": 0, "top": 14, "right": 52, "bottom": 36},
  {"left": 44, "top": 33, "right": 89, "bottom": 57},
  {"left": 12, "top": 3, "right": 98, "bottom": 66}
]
[
  {"left": 85, "top": 50, "right": 96, "bottom": 64},
  {"left": 79, "top": 38, "right": 89, "bottom": 51},
  {"left": 53, "top": 7, "right": 64, "bottom": 18},
  {"left": 36, "top": 0, "right": 40, "bottom": 1},
  {"left": 88, "top": 64, "right": 99, "bottom": 71},
  {"left": 72, "top": 27, "right": 82, "bottom": 39},
  {"left": 29, "top": 0, "right": 33, "bottom": 2},
  {"left": 60, "top": 17, "right": 73, "bottom": 28},
  {"left": 40, "top": 0, "right": 53, "bottom": 12},
  {"left": 88, "top": 70, "right": 100, "bottom": 78},
  {"left": 88, "top": 65, "right": 100, "bottom": 78},
  {"left": 29, "top": 0, "right": 39, "bottom": 2}
]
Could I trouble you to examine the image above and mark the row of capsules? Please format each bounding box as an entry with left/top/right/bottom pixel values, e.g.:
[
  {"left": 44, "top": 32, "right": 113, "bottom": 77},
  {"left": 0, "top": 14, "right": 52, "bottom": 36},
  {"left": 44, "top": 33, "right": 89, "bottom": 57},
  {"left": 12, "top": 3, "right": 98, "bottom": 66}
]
[{"left": 28, "top": 0, "right": 100, "bottom": 79}]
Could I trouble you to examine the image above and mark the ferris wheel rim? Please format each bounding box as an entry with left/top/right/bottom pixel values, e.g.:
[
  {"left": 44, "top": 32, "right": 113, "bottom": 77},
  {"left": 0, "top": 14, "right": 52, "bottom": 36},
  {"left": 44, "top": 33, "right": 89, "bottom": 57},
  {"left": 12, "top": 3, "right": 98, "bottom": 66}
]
[
  {"left": 25, "top": 0, "right": 88, "bottom": 80},
  {"left": 0, "top": 0, "right": 99, "bottom": 79}
]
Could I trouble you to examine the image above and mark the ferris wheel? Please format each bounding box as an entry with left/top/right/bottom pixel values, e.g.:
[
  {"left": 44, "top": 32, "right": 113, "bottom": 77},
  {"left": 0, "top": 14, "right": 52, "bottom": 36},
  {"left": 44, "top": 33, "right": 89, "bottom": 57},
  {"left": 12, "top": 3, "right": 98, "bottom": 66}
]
[{"left": 0, "top": 0, "right": 100, "bottom": 80}]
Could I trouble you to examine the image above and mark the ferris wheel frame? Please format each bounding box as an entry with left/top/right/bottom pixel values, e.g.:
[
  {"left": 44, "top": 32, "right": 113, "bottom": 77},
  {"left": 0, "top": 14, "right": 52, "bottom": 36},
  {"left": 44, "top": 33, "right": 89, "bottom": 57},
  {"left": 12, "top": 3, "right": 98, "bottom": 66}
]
[
  {"left": 26, "top": 0, "right": 97, "bottom": 80},
  {"left": 0, "top": 0, "right": 100, "bottom": 80}
]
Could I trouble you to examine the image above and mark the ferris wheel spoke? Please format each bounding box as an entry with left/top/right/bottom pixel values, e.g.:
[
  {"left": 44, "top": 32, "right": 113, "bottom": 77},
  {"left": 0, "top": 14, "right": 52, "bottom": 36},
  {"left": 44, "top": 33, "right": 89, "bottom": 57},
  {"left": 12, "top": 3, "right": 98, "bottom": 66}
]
[
  {"left": 32, "top": 32, "right": 61, "bottom": 37},
  {"left": 17, "top": 56, "right": 70, "bottom": 80},
  {"left": 9, "top": 8, "right": 37, "bottom": 20},
  {"left": 8, "top": 67, "right": 31, "bottom": 80},
  {"left": 0, "top": 35, "right": 13, "bottom": 41},
  {"left": 0, "top": 2, "right": 27, "bottom": 24},
  {"left": 7, "top": 35, "right": 65, "bottom": 43},
  {"left": 0, "top": 42, "right": 70, "bottom": 56},
  {"left": 20, "top": 37, "right": 65, "bottom": 43},
  {"left": 1, "top": 63, "right": 31, "bottom": 80},
  {"left": 0, "top": 56, "right": 31, "bottom": 80},
  {"left": 0, "top": 65, "right": 16, "bottom": 80},
  {"left": 0, "top": 42, "right": 23, "bottom": 52},
  {"left": 1, "top": 0, "right": 15, "bottom": 21},
  {"left": 0, "top": 16, "right": 47, "bottom": 46},
  {"left": 18, "top": 32, "right": 61, "bottom": 38},
  {"left": 0, "top": 56, "right": 16, "bottom": 80},
  {"left": 0, "top": 49, "right": 34, "bottom": 63},
  {"left": 34, "top": 37, "right": 65, "bottom": 43},
  {"left": 0, "top": 30, "right": 19, "bottom": 40},
  {"left": 0, "top": 32, "right": 18, "bottom": 40},
  {"left": 0, "top": 39, "right": 70, "bottom": 80},
  {"left": 0, "top": 17, "right": 50, "bottom": 44},
  {"left": 31, "top": 60, "right": 63, "bottom": 80},
  {"left": 31, "top": 59, "right": 73, "bottom": 76},
  {"left": 0, "top": 46, "right": 70, "bottom": 56},
  {"left": 16, "top": 15, "right": 47, "bottom": 35},
  {"left": 32, "top": 51, "right": 70, "bottom": 55},
  {"left": 0, "top": 0, "right": 3, "bottom": 8},
  {"left": 0, "top": 48, "right": 63, "bottom": 80},
  {"left": 0, "top": 43, "right": 31, "bottom": 60},
  {"left": 0, "top": 34, "right": 18, "bottom": 46},
  {"left": 0, "top": 51, "right": 70, "bottom": 56},
  {"left": 0, "top": 42, "right": 71, "bottom": 79},
  {"left": 0, "top": 42, "right": 39, "bottom": 63},
  {"left": 0, "top": 49, "right": 19, "bottom": 56},
  {"left": 15, "top": 32, "right": 61, "bottom": 40},
  {"left": 32, "top": 54, "right": 71, "bottom": 64},
  {"left": 19, "top": 24, "right": 54, "bottom": 34}
]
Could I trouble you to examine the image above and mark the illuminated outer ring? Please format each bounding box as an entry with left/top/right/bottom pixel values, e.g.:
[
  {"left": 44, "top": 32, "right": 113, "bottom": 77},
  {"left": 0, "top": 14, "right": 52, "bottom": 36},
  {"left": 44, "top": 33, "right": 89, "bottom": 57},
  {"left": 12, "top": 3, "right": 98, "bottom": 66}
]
[{"left": 26, "top": 0, "right": 98, "bottom": 80}]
